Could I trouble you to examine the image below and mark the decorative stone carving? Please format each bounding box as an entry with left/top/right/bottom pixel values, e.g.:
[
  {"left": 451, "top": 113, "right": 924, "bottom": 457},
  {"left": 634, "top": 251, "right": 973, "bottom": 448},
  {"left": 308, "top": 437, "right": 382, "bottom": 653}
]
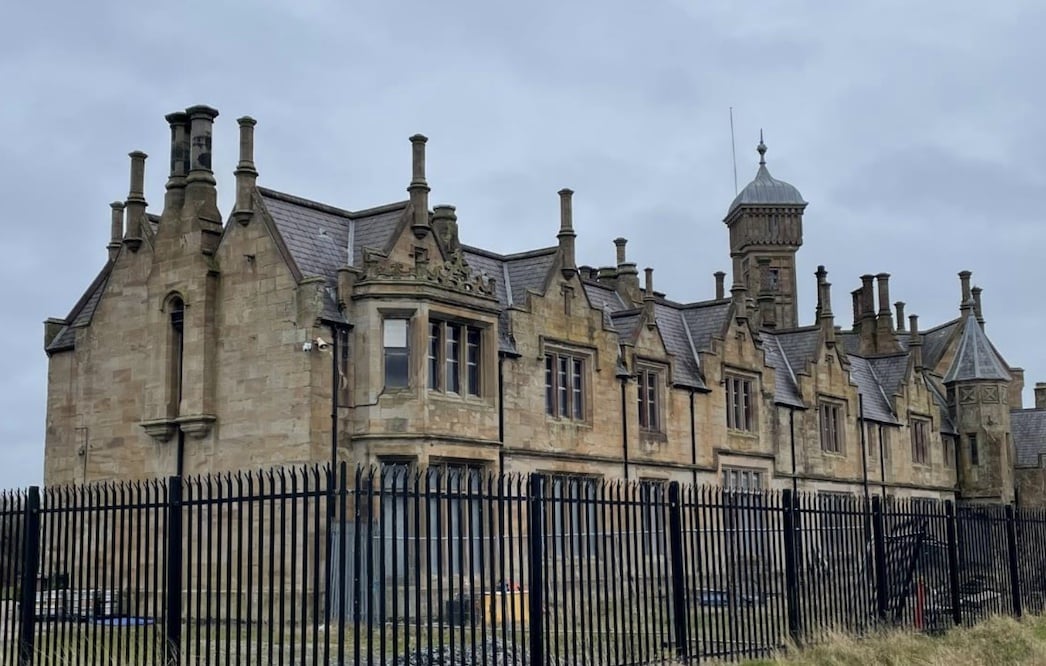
[
  {"left": 360, "top": 247, "right": 496, "bottom": 297},
  {"left": 140, "top": 418, "right": 178, "bottom": 443}
]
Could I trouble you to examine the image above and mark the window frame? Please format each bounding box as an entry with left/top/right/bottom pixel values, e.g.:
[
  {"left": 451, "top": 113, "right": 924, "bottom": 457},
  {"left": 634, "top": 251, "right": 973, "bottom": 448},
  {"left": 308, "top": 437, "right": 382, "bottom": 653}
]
[
  {"left": 968, "top": 432, "right": 979, "bottom": 466},
  {"left": 636, "top": 365, "right": 664, "bottom": 433},
  {"left": 382, "top": 317, "right": 411, "bottom": 390},
  {"left": 426, "top": 318, "right": 484, "bottom": 398},
  {"left": 911, "top": 417, "right": 930, "bottom": 465},
  {"left": 544, "top": 349, "right": 588, "bottom": 421},
  {"left": 819, "top": 399, "right": 845, "bottom": 454},
  {"left": 724, "top": 373, "right": 756, "bottom": 432}
]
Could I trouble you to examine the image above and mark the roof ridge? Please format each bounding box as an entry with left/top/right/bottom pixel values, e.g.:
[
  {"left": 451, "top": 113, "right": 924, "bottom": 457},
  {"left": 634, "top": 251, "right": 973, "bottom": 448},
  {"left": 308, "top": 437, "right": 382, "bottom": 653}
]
[
  {"left": 258, "top": 187, "right": 355, "bottom": 218},
  {"left": 461, "top": 244, "right": 558, "bottom": 261}
]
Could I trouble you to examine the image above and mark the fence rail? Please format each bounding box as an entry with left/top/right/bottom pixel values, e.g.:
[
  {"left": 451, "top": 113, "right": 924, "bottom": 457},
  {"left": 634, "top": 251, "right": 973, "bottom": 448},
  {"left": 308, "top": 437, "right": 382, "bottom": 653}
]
[{"left": 1, "top": 467, "right": 1045, "bottom": 664}]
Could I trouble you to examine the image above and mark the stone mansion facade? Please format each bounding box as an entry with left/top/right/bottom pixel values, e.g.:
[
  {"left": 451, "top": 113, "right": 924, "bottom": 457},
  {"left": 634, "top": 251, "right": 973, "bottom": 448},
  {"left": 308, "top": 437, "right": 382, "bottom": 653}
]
[{"left": 42, "top": 104, "right": 1046, "bottom": 505}]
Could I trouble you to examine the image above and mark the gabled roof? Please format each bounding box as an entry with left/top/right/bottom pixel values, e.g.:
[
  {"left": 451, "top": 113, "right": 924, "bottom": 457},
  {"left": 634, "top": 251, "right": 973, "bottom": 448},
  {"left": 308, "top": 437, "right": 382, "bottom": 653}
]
[
  {"left": 847, "top": 356, "right": 899, "bottom": 424},
  {"left": 1014, "top": 409, "right": 1046, "bottom": 467},
  {"left": 46, "top": 261, "right": 113, "bottom": 354},
  {"left": 943, "top": 313, "right": 1010, "bottom": 384},
  {"left": 922, "top": 318, "right": 960, "bottom": 372},
  {"left": 653, "top": 303, "right": 704, "bottom": 389},
  {"left": 679, "top": 300, "right": 732, "bottom": 357},
  {"left": 761, "top": 335, "right": 805, "bottom": 408}
]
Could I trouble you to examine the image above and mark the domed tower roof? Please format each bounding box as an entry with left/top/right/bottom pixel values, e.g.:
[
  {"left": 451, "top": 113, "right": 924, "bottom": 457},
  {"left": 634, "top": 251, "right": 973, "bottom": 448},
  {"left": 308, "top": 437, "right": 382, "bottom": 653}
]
[{"left": 727, "top": 134, "right": 806, "bottom": 214}]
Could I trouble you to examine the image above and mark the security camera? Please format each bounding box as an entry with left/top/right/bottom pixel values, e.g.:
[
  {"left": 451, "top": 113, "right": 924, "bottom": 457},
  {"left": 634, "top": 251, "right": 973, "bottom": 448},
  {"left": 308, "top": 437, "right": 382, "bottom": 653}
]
[
  {"left": 315, "top": 337, "right": 331, "bottom": 352},
  {"left": 301, "top": 341, "right": 313, "bottom": 352}
]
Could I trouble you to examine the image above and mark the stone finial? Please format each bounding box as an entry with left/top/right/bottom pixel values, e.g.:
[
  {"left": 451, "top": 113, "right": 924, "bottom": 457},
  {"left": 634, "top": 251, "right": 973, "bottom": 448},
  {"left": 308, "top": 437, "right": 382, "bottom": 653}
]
[
  {"left": 123, "top": 151, "right": 147, "bottom": 252},
  {"left": 714, "top": 271, "right": 726, "bottom": 300},
  {"left": 233, "top": 116, "right": 259, "bottom": 226},
  {"left": 108, "top": 201, "right": 124, "bottom": 261},
  {"left": 557, "top": 188, "right": 576, "bottom": 278},
  {"left": 408, "top": 134, "right": 431, "bottom": 239},
  {"left": 895, "top": 302, "right": 906, "bottom": 332}
]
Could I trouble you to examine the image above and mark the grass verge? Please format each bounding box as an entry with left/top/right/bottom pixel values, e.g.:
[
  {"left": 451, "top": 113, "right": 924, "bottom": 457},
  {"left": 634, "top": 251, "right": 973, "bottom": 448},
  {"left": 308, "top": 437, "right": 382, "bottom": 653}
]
[{"left": 746, "top": 615, "right": 1046, "bottom": 666}]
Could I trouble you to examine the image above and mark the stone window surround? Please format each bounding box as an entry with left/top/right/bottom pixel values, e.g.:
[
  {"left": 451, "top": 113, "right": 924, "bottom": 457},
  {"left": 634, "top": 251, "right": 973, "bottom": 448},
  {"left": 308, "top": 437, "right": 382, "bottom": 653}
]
[
  {"left": 723, "top": 370, "right": 758, "bottom": 433},
  {"left": 818, "top": 396, "right": 847, "bottom": 456},
  {"left": 542, "top": 343, "right": 592, "bottom": 424},
  {"left": 379, "top": 308, "right": 417, "bottom": 392},
  {"left": 909, "top": 414, "right": 932, "bottom": 466},
  {"left": 427, "top": 315, "right": 485, "bottom": 398},
  {"left": 636, "top": 361, "right": 667, "bottom": 436}
]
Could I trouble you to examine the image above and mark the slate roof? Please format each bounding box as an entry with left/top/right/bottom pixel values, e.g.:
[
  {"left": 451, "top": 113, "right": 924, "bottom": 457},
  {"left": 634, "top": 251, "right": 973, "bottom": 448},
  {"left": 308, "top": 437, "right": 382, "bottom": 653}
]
[
  {"left": 1014, "top": 409, "right": 1046, "bottom": 467},
  {"left": 46, "top": 261, "right": 113, "bottom": 353},
  {"left": 761, "top": 335, "right": 805, "bottom": 408},
  {"left": 868, "top": 354, "right": 909, "bottom": 399},
  {"left": 922, "top": 319, "right": 959, "bottom": 371},
  {"left": 653, "top": 303, "right": 704, "bottom": 389},
  {"left": 847, "top": 356, "right": 899, "bottom": 424},
  {"left": 506, "top": 250, "right": 557, "bottom": 305},
  {"left": 582, "top": 282, "right": 627, "bottom": 314},
  {"left": 679, "top": 300, "right": 732, "bottom": 357},
  {"left": 943, "top": 313, "right": 1011, "bottom": 383}
]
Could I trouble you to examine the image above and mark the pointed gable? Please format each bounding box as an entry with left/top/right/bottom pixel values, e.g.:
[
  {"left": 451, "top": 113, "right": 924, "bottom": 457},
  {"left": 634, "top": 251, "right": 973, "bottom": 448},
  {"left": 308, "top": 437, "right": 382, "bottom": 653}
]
[{"left": 943, "top": 313, "right": 1010, "bottom": 383}]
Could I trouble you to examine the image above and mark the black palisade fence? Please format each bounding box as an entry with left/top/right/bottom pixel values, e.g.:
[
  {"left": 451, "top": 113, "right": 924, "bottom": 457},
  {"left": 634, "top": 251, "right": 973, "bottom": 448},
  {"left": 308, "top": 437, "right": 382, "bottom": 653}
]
[{"left": 3, "top": 467, "right": 1046, "bottom": 664}]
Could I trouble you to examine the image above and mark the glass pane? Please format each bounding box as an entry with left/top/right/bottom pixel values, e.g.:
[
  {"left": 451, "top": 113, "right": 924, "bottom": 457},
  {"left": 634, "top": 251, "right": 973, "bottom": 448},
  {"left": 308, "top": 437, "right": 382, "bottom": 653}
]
[
  {"left": 383, "top": 318, "right": 408, "bottom": 347},
  {"left": 545, "top": 356, "right": 555, "bottom": 415},
  {"left": 428, "top": 323, "right": 440, "bottom": 390},
  {"left": 572, "top": 358, "right": 583, "bottom": 420},
  {"left": 558, "top": 357, "right": 569, "bottom": 416},
  {"left": 446, "top": 325, "right": 461, "bottom": 394},
  {"left": 385, "top": 348, "right": 409, "bottom": 388},
  {"left": 466, "top": 327, "right": 480, "bottom": 396}
]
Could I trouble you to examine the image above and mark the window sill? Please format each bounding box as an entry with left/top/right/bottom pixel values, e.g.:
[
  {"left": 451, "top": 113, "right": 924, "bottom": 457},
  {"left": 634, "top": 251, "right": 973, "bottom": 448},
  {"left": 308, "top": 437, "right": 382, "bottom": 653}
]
[
  {"left": 545, "top": 416, "right": 592, "bottom": 428},
  {"left": 640, "top": 430, "right": 667, "bottom": 444},
  {"left": 727, "top": 429, "right": 759, "bottom": 439},
  {"left": 821, "top": 450, "right": 847, "bottom": 459},
  {"left": 427, "top": 390, "right": 492, "bottom": 406}
]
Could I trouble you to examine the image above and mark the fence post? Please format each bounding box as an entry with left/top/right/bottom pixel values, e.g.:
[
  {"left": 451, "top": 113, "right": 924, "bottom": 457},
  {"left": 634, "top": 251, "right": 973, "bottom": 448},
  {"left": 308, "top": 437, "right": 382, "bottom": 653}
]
[
  {"left": 17, "top": 486, "right": 41, "bottom": 666},
  {"left": 1005, "top": 505, "right": 1022, "bottom": 618},
  {"left": 871, "top": 495, "right": 889, "bottom": 624},
  {"left": 667, "top": 482, "right": 688, "bottom": 659},
  {"left": 781, "top": 489, "right": 801, "bottom": 646},
  {"left": 944, "top": 500, "right": 962, "bottom": 626},
  {"left": 527, "top": 474, "right": 545, "bottom": 666},
  {"left": 166, "top": 476, "right": 184, "bottom": 665}
]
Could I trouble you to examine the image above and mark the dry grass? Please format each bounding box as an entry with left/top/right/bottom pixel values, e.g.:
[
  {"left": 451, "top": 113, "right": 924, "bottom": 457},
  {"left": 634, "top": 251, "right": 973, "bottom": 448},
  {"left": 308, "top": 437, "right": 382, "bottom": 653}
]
[{"left": 745, "top": 615, "right": 1046, "bottom": 666}]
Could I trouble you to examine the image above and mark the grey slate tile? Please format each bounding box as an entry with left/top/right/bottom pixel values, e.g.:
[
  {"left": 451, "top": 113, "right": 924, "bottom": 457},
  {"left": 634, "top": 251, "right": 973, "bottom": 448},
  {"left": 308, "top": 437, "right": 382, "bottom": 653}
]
[{"left": 1014, "top": 409, "right": 1046, "bottom": 467}]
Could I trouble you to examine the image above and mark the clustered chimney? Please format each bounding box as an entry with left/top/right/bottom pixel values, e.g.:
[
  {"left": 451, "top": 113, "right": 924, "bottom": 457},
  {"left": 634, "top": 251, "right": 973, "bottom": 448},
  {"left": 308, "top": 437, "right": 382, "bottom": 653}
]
[
  {"left": 612, "top": 238, "right": 640, "bottom": 303},
  {"left": 714, "top": 271, "right": 726, "bottom": 300},
  {"left": 850, "top": 272, "right": 902, "bottom": 355},
  {"left": 557, "top": 188, "right": 577, "bottom": 279},
  {"left": 123, "top": 150, "right": 148, "bottom": 252},
  {"left": 1036, "top": 382, "right": 1046, "bottom": 410},
  {"left": 409, "top": 134, "right": 431, "bottom": 239},
  {"left": 232, "top": 116, "right": 258, "bottom": 226}
]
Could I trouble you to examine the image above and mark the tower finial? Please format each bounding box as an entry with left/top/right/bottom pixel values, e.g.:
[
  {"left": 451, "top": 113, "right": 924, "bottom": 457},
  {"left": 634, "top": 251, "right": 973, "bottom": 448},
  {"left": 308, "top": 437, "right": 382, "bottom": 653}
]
[{"left": 757, "top": 129, "right": 767, "bottom": 166}]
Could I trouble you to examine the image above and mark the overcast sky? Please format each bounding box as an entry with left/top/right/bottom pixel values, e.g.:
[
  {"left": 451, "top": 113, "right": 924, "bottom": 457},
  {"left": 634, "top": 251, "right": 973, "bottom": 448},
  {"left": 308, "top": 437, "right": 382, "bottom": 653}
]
[{"left": 1, "top": 1, "right": 1043, "bottom": 490}]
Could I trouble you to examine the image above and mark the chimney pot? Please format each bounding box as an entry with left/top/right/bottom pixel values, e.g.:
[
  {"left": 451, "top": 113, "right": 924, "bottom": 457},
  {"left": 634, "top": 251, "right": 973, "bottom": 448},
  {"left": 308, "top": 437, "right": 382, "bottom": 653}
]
[
  {"left": 163, "top": 112, "right": 190, "bottom": 215},
  {"left": 185, "top": 105, "right": 219, "bottom": 182},
  {"left": 959, "top": 270, "right": 973, "bottom": 311},
  {"left": 108, "top": 201, "right": 124, "bottom": 260},
  {"left": 895, "top": 301, "right": 906, "bottom": 332},
  {"left": 408, "top": 134, "right": 431, "bottom": 238},
  {"left": 128, "top": 151, "right": 148, "bottom": 200},
  {"left": 714, "top": 271, "right": 726, "bottom": 300},
  {"left": 643, "top": 267, "right": 654, "bottom": 299},
  {"left": 971, "top": 286, "right": 984, "bottom": 325},
  {"left": 909, "top": 314, "right": 923, "bottom": 371},
  {"left": 123, "top": 152, "right": 147, "bottom": 251},
  {"left": 233, "top": 116, "right": 259, "bottom": 225},
  {"left": 557, "top": 189, "right": 576, "bottom": 278},
  {"left": 851, "top": 289, "right": 862, "bottom": 330},
  {"left": 1035, "top": 382, "right": 1046, "bottom": 410},
  {"left": 860, "top": 274, "right": 875, "bottom": 315},
  {"left": 820, "top": 281, "right": 835, "bottom": 344},
  {"left": 614, "top": 237, "right": 627, "bottom": 265},
  {"left": 875, "top": 273, "right": 891, "bottom": 314}
]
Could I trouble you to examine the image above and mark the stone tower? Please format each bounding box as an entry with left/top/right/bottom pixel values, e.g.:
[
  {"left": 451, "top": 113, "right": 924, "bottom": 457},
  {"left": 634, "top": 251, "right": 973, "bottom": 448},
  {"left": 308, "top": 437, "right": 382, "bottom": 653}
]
[
  {"left": 723, "top": 134, "right": 806, "bottom": 330},
  {"left": 944, "top": 308, "right": 1015, "bottom": 503}
]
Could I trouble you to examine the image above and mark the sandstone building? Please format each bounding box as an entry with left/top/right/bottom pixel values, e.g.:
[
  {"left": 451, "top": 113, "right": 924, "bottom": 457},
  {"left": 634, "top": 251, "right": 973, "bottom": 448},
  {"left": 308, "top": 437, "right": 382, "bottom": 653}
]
[{"left": 42, "top": 105, "right": 1046, "bottom": 506}]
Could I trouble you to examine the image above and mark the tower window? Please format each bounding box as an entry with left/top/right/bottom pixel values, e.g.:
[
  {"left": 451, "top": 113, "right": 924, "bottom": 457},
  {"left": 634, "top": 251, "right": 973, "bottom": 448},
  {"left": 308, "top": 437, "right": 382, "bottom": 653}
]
[
  {"left": 968, "top": 433, "right": 979, "bottom": 466},
  {"left": 168, "top": 297, "right": 185, "bottom": 417},
  {"left": 383, "top": 318, "right": 410, "bottom": 389},
  {"left": 767, "top": 268, "right": 780, "bottom": 292}
]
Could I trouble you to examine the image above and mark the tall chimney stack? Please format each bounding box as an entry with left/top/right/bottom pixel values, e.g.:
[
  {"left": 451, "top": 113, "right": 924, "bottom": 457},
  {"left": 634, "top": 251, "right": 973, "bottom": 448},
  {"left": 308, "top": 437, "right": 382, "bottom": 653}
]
[
  {"left": 859, "top": 274, "right": 877, "bottom": 354},
  {"left": 614, "top": 237, "right": 627, "bottom": 266},
  {"left": 971, "top": 286, "right": 984, "bottom": 327},
  {"left": 613, "top": 237, "right": 639, "bottom": 302},
  {"left": 815, "top": 265, "right": 828, "bottom": 322},
  {"left": 958, "top": 270, "right": 973, "bottom": 313},
  {"left": 875, "top": 273, "right": 898, "bottom": 350},
  {"left": 108, "top": 202, "right": 124, "bottom": 261},
  {"left": 1035, "top": 382, "right": 1046, "bottom": 410},
  {"left": 851, "top": 289, "right": 862, "bottom": 331},
  {"left": 123, "top": 151, "right": 147, "bottom": 252},
  {"left": 409, "top": 134, "right": 431, "bottom": 239},
  {"left": 184, "top": 105, "right": 222, "bottom": 230},
  {"left": 819, "top": 279, "right": 835, "bottom": 346},
  {"left": 714, "top": 271, "right": 726, "bottom": 300},
  {"left": 557, "top": 188, "right": 577, "bottom": 278},
  {"left": 895, "top": 302, "right": 906, "bottom": 332},
  {"left": 233, "top": 116, "right": 258, "bottom": 226},
  {"left": 909, "top": 314, "right": 923, "bottom": 372},
  {"left": 731, "top": 255, "right": 748, "bottom": 321},
  {"left": 164, "top": 111, "right": 189, "bottom": 214},
  {"left": 644, "top": 267, "right": 654, "bottom": 300}
]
